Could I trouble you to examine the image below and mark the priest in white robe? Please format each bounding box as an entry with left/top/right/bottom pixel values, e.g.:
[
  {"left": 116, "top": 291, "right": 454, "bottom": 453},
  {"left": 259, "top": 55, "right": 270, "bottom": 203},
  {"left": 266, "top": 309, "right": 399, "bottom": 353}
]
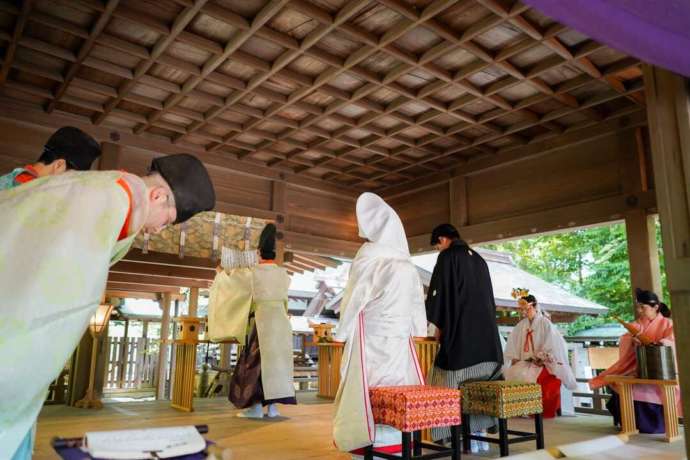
[
  {"left": 0, "top": 154, "right": 215, "bottom": 460},
  {"left": 333, "top": 192, "right": 427, "bottom": 456},
  {"left": 504, "top": 294, "right": 577, "bottom": 418},
  {"left": 209, "top": 224, "right": 296, "bottom": 419}
]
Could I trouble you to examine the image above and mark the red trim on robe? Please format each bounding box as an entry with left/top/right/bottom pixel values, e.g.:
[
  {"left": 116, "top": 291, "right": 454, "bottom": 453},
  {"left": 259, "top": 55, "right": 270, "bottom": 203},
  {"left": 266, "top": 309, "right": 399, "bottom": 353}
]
[
  {"left": 524, "top": 329, "right": 535, "bottom": 353},
  {"left": 359, "top": 312, "right": 374, "bottom": 442},
  {"left": 116, "top": 178, "right": 133, "bottom": 241},
  {"left": 537, "top": 367, "right": 562, "bottom": 418},
  {"left": 352, "top": 444, "right": 403, "bottom": 455},
  {"left": 15, "top": 165, "right": 39, "bottom": 185}
]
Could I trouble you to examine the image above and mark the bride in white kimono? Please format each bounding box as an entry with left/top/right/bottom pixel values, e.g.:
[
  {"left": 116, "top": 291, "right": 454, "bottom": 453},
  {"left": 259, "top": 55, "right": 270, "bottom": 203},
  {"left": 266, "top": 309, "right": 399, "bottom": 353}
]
[{"left": 333, "top": 192, "right": 427, "bottom": 456}]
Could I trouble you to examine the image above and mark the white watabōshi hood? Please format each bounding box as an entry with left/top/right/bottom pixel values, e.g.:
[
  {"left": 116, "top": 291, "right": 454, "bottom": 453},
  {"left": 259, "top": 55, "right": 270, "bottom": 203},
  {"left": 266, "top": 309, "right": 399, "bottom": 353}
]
[{"left": 356, "top": 192, "right": 410, "bottom": 256}]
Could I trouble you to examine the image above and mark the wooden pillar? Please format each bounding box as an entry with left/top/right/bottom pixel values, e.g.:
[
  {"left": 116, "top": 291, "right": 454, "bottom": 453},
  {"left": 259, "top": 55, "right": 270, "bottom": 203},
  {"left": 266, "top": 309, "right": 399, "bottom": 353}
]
[
  {"left": 625, "top": 210, "right": 663, "bottom": 297},
  {"left": 188, "top": 287, "right": 199, "bottom": 317},
  {"left": 623, "top": 126, "right": 662, "bottom": 303},
  {"left": 156, "top": 292, "right": 172, "bottom": 400},
  {"left": 449, "top": 176, "right": 468, "bottom": 230},
  {"left": 643, "top": 65, "right": 690, "bottom": 455},
  {"left": 98, "top": 141, "right": 121, "bottom": 170},
  {"left": 271, "top": 181, "right": 287, "bottom": 265},
  {"left": 117, "top": 319, "right": 129, "bottom": 388}
]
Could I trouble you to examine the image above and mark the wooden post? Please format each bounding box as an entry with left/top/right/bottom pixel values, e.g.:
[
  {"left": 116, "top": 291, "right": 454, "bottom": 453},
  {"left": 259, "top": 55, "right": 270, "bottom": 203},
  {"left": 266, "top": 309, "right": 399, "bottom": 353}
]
[
  {"left": 98, "top": 141, "right": 122, "bottom": 171},
  {"left": 188, "top": 287, "right": 199, "bottom": 317},
  {"left": 117, "top": 319, "right": 129, "bottom": 388},
  {"left": 156, "top": 292, "right": 172, "bottom": 400},
  {"left": 623, "top": 126, "right": 662, "bottom": 303},
  {"left": 643, "top": 65, "right": 690, "bottom": 455},
  {"left": 272, "top": 181, "right": 287, "bottom": 265},
  {"left": 449, "top": 176, "right": 468, "bottom": 230},
  {"left": 625, "top": 211, "right": 663, "bottom": 298}
]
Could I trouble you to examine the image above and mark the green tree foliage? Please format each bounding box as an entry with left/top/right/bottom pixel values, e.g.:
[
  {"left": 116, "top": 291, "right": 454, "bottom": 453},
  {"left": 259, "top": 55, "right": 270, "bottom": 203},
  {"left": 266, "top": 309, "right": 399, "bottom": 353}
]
[{"left": 482, "top": 217, "right": 669, "bottom": 335}]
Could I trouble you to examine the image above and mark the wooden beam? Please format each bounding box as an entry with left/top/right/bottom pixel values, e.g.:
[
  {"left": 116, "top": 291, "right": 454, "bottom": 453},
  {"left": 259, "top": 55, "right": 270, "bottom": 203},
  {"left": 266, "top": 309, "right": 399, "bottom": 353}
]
[
  {"left": 0, "top": 0, "right": 31, "bottom": 86},
  {"left": 381, "top": 109, "right": 647, "bottom": 199},
  {"left": 0, "top": 97, "right": 360, "bottom": 198},
  {"left": 292, "top": 254, "right": 328, "bottom": 271},
  {"left": 137, "top": 0, "right": 292, "bottom": 134},
  {"left": 106, "top": 283, "right": 183, "bottom": 294},
  {"left": 47, "top": 0, "right": 119, "bottom": 113},
  {"left": 110, "top": 261, "right": 215, "bottom": 280},
  {"left": 283, "top": 262, "right": 304, "bottom": 274},
  {"left": 283, "top": 231, "right": 360, "bottom": 259},
  {"left": 95, "top": 0, "right": 208, "bottom": 124},
  {"left": 294, "top": 253, "right": 341, "bottom": 269},
  {"left": 105, "top": 289, "right": 185, "bottom": 301},
  {"left": 122, "top": 249, "right": 216, "bottom": 269},
  {"left": 407, "top": 190, "right": 658, "bottom": 253},
  {"left": 108, "top": 272, "right": 210, "bottom": 288}
]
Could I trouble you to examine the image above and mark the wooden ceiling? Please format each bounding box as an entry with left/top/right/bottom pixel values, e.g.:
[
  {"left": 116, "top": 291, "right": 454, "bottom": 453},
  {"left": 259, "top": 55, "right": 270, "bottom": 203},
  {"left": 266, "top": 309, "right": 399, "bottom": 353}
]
[{"left": 0, "top": 0, "right": 644, "bottom": 191}]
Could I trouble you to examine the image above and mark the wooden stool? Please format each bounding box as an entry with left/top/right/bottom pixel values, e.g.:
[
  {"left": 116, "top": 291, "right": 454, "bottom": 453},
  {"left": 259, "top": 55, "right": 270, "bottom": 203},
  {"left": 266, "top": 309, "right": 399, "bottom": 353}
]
[
  {"left": 365, "top": 385, "right": 462, "bottom": 460},
  {"left": 602, "top": 375, "right": 681, "bottom": 442},
  {"left": 461, "top": 381, "right": 544, "bottom": 457}
]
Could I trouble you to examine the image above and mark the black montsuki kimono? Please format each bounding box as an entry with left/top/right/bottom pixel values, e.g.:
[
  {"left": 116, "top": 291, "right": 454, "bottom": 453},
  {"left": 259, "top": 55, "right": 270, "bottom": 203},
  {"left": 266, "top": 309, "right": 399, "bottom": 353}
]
[{"left": 425, "top": 240, "right": 503, "bottom": 371}]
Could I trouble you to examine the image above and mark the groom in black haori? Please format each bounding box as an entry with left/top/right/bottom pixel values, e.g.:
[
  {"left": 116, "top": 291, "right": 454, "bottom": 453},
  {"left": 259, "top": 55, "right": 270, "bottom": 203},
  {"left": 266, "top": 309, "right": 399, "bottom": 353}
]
[{"left": 425, "top": 223, "right": 504, "bottom": 444}]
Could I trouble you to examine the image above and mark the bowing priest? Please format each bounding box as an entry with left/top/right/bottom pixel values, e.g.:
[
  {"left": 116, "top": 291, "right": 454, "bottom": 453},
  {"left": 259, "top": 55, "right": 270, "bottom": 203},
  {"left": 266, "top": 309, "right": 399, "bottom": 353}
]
[
  {"left": 0, "top": 126, "right": 101, "bottom": 190},
  {"left": 333, "top": 192, "right": 427, "bottom": 457},
  {"left": 425, "top": 223, "right": 504, "bottom": 443},
  {"left": 504, "top": 294, "right": 577, "bottom": 418},
  {"left": 0, "top": 153, "right": 215, "bottom": 460},
  {"left": 213, "top": 223, "right": 296, "bottom": 419}
]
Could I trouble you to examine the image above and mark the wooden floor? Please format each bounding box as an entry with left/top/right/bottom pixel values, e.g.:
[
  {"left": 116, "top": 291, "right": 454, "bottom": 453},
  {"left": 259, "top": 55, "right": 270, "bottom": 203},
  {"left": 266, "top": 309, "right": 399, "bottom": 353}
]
[{"left": 35, "top": 394, "right": 685, "bottom": 459}]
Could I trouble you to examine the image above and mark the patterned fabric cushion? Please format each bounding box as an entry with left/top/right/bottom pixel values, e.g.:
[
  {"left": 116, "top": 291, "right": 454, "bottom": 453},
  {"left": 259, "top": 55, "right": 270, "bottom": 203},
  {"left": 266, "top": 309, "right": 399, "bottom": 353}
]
[
  {"left": 462, "top": 381, "right": 543, "bottom": 418},
  {"left": 369, "top": 385, "right": 461, "bottom": 432}
]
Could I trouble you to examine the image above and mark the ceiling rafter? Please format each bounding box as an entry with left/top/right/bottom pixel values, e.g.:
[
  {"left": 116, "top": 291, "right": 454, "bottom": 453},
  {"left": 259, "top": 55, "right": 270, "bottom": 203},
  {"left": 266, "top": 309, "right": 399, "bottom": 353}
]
[
  {"left": 0, "top": 0, "right": 645, "bottom": 190},
  {"left": 46, "top": 0, "right": 120, "bottom": 113},
  {"left": 0, "top": 0, "right": 32, "bottom": 86},
  {"left": 93, "top": 0, "right": 210, "bottom": 124}
]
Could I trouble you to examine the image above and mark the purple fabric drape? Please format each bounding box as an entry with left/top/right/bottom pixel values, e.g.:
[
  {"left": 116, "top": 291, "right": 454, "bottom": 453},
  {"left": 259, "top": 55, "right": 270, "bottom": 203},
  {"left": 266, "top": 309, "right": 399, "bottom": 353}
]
[{"left": 522, "top": 0, "right": 690, "bottom": 77}]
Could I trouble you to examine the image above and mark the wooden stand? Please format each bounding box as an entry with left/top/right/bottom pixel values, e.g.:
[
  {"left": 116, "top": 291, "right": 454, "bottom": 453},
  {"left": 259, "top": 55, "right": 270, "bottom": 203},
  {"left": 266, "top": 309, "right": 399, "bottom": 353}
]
[
  {"left": 603, "top": 375, "right": 680, "bottom": 442},
  {"left": 316, "top": 338, "right": 438, "bottom": 399},
  {"left": 171, "top": 316, "right": 200, "bottom": 412},
  {"left": 317, "top": 342, "right": 343, "bottom": 399}
]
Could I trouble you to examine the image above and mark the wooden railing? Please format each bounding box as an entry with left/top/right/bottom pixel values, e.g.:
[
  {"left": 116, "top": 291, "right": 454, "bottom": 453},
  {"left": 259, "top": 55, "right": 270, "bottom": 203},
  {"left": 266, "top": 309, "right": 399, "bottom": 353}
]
[
  {"left": 564, "top": 337, "right": 620, "bottom": 416},
  {"left": 105, "top": 337, "right": 158, "bottom": 390}
]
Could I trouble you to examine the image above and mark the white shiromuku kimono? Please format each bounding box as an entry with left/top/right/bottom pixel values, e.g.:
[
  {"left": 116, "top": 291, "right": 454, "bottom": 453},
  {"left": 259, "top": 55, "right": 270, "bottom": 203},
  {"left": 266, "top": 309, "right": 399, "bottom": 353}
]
[
  {"left": 0, "top": 171, "right": 144, "bottom": 458},
  {"left": 504, "top": 314, "right": 577, "bottom": 389},
  {"left": 333, "top": 192, "right": 427, "bottom": 453}
]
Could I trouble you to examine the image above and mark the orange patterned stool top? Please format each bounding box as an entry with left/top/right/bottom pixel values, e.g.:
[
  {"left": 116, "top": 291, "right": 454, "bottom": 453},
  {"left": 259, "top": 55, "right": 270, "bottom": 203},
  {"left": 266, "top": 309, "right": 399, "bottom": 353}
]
[{"left": 369, "top": 385, "right": 461, "bottom": 432}]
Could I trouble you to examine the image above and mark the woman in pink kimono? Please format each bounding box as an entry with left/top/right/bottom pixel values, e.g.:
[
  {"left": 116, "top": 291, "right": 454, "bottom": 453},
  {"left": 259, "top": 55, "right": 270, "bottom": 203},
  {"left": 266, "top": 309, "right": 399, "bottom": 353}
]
[
  {"left": 589, "top": 288, "right": 679, "bottom": 433},
  {"left": 332, "top": 192, "right": 428, "bottom": 457}
]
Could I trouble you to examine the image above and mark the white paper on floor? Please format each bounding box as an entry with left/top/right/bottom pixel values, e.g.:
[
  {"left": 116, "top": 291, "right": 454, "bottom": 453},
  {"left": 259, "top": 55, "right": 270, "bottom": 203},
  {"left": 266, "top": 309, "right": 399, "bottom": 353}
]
[
  {"left": 85, "top": 425, "right": 206, "bottom": 459},
  {"left": 502, "top": 449, "right": 558, "bottom": 459},
  {"left": 554, "top": 435, "right": 678, "bottom": 460}
]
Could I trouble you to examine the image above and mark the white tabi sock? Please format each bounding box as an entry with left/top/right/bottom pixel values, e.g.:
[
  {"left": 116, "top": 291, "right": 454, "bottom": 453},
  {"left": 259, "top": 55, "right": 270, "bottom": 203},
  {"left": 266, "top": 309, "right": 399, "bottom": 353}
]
[
  {"left": 236, "top": 403, "right": 263, "bottom": 419},
  {"left": 266, "top": 404, "right": 280, "bottom": 418}
]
